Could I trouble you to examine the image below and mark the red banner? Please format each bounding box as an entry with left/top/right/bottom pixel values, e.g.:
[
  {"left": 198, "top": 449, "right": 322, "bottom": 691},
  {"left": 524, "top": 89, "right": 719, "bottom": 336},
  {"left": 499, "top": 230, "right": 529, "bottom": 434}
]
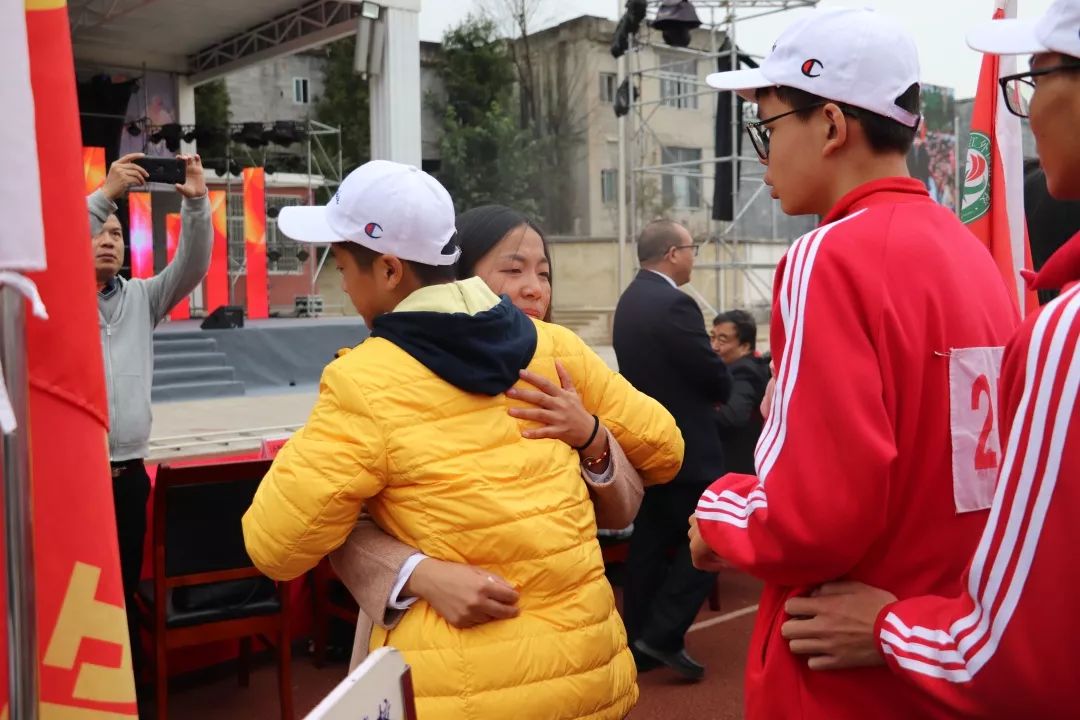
[
  {"left": 21, "top": 0, "right": 137, "bottom": 716},
  {"left": 205, "top": 190, "right": 230, "bottom": 311},
  {"left": 127, "top": 191, "right": 154, "bottom": 279},
  {"left": 243, "top": 167, "right": 268, "bottom": 319},
  {"left": 166, "top": 213, "right": 189, "bottom": 320},
  {"left": 960, "top": 1, "right": 1038, "bottom": 317},
  {"left": 82, "top": 146, "right": 105, "bottom": 195}
]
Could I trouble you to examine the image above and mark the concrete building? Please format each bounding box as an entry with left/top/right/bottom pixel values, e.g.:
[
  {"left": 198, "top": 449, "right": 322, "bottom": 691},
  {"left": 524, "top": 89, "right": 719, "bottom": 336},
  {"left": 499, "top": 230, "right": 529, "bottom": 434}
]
[
  {"left": 517, "top": 16, "right": 811, "bottom": 327},
  {"left": 212, "top": 16, "right": 811, "bottom": 337},
  {"left": 224, "top": 52, "right": 327, "bottom": 123}
]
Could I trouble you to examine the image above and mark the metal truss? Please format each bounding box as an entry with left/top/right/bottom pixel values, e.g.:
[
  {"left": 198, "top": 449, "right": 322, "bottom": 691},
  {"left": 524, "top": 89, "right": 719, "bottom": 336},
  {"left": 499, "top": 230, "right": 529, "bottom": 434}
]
[
  {"left": 69, "top": 0, "right": 160, "bottom": 35},
  {"left": 188, "top": 0, "right": 363, "bottom": 84},
  {"left": 625, "top": 0, "right": 817, "bottom": 313}
]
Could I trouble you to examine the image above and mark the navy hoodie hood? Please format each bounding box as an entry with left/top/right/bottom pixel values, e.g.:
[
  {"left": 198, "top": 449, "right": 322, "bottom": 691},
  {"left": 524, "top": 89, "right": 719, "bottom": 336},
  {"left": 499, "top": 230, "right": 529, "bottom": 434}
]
[{"left": 371, "top": 295, "right": 538, "bottom": 396}]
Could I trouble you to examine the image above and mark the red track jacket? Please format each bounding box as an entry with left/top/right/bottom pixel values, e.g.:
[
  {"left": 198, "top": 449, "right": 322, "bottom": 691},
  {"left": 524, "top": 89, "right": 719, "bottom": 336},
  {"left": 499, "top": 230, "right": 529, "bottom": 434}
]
[
  {"left": 696, "top": 178, "right": 1019, "bottom": 719},
  {"left": 875, "top": 230, "right": 1080, "bottom": 719}
]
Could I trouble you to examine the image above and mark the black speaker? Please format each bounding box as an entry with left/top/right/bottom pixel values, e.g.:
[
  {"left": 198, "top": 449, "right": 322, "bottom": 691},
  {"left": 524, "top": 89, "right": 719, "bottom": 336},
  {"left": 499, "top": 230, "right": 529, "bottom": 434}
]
[{"left": 201, "top": 305, "right": 245, "bottom": 330}]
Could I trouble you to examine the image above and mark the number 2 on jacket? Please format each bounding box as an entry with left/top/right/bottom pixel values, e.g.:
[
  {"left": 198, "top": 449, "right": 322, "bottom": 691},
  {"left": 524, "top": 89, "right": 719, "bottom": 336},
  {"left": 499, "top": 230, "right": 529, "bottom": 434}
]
[
  {"left": 948, "top": 347, "right": 1005, "bottom": 513},
  {"left": 971, "top": 374, "right": 998, "bottom": 471}
]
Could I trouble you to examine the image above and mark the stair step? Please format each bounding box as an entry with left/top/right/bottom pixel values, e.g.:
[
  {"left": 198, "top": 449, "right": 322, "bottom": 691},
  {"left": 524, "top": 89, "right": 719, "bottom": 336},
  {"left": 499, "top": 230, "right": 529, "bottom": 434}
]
[
  {"left": 151, "top": 380, "right": 246, "bottom": 403},
  {"left": 154, "top": 352, "right": 228, "bottom": 370},
  {"left": 153, "top": 338, "right": 217, "bottom": 354},
  {"left": 152, "top": 367, "right": 236, "bottom": 387},
  {"left": 154, "top": 330, "right": 208, "bottom": 341}
]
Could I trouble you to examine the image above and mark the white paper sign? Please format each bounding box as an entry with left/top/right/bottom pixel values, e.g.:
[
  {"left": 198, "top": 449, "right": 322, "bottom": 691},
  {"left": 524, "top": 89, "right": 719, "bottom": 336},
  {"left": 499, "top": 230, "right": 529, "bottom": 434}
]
[
  {"left": 949, "top": 346, "right": 1005, "bottom": 513},
  {"left": 304, "top": 647, "right": 416, "bottom": 720}
]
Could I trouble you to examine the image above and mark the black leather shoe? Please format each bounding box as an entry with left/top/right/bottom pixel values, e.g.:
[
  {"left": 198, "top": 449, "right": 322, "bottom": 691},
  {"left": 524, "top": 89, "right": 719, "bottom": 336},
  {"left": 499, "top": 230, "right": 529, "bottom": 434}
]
[
  {"left": 630, "top": 643, "right": 661, "bottom": 673},
  {"left": 632, "top": 639, "right": 705, "bottom": 682}
]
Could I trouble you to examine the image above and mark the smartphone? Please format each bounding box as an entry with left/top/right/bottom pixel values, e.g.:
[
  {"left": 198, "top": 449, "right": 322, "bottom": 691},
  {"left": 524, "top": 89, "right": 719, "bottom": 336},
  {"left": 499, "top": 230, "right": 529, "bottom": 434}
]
[{"left": 133, "top": 157, "right": 186, "bottom": 186}]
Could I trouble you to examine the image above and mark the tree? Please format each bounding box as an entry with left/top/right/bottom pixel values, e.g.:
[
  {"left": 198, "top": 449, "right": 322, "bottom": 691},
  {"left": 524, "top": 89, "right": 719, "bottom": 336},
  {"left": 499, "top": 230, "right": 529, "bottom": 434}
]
[
  {"left": 316, "top": 36, "right": 371, "bottom": 173},
  {"left": 432, "top": 16, "right": 543, "bottom": 217},
  {"left": 194, "top": 79, "right": 230, "bottom": 164},
  {"left": 474, "top": 0, "right": 588, "bottom": 233}
]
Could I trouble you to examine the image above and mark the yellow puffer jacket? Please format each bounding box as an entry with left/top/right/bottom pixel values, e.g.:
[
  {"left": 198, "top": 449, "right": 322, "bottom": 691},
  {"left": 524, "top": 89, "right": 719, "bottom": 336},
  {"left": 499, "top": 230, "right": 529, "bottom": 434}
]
[{"left": 243, "top": 278, "right": 684, "bottom": 720}]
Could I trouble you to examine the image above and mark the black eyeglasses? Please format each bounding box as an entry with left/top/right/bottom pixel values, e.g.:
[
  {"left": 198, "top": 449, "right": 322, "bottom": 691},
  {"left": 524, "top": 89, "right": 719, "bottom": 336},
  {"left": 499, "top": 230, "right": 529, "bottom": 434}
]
[
  {"left": 746, "top": 102, "right": 861, "bottom": 160},
  {"left": 671, "top": 243, "right": 700, "bottom": 257},
  {"left": 999, "top": 62, "right": 1080, "bottom": 118}
]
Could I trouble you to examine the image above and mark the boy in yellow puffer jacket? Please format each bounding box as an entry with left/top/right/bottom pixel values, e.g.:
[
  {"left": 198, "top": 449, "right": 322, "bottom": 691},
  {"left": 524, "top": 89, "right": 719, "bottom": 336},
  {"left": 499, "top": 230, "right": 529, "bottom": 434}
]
[{"left": 242, "top": 161, "right": 685, "bottom": 720}]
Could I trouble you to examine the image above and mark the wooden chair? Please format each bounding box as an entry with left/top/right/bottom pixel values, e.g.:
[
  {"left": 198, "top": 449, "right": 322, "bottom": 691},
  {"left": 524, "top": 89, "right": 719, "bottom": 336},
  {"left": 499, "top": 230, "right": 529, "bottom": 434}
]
[
  {"left": 136, "top": 459, "right": 293, "bottom": 720},
  {"left": 311, "top": 557, "right": 358, "bottom": 668}
]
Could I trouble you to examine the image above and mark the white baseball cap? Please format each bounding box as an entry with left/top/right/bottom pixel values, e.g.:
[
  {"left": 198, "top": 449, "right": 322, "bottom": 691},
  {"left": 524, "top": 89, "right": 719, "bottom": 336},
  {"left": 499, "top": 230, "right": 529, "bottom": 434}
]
[
  {"left": 967, "top": 0, "right": 1080, "bottom": 57},
  {"left": 706, "top": 7, "right": 921, "bottom": 128},
  {"left": 278, "top": 160, "right": 460, "bottom": 266}
]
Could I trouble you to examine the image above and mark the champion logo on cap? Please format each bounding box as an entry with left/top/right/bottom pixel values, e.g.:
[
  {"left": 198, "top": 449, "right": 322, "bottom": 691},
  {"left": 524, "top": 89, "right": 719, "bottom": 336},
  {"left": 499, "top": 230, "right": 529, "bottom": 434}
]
[
  {"left": 364, "top": 222, "right": 383, "bottom": 239},
  {"left": 801, "top": 58, "right": 823, "bottom": 78}
]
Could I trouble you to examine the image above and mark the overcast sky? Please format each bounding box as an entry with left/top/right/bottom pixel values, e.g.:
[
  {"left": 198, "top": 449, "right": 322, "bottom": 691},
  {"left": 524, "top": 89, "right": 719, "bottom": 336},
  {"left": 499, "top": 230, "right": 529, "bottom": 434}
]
[{"left": 417, "top": 0, "right": 1054, "bottom": 100}]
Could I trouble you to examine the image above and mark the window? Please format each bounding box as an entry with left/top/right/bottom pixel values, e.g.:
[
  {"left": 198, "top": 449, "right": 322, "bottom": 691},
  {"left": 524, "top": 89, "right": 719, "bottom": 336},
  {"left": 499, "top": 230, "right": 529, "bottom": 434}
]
[
  {"left": 601, "top": 169, "right": 618, "bottom": 204},
  {"left": 661, "top": 147, "right": 703, "bottom": 208},
  {"left": 659, "top": 53, "right": 699, "bottom": 110},
  {"left": 599, "top": 73, "right": 618, "bottom": 104},
  {"left": 293, "top": 77, "right": 310, "bottom": 105}
]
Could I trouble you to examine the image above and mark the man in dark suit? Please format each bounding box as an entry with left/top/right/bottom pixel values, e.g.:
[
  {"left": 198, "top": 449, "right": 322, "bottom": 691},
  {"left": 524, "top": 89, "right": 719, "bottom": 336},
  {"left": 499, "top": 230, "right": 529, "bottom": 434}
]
[
  {"left": 613, "top": 219, "right": 732, "bottom": 681},
  {"left": 711, "top": 310, "right": 770, "bottom": 475}
]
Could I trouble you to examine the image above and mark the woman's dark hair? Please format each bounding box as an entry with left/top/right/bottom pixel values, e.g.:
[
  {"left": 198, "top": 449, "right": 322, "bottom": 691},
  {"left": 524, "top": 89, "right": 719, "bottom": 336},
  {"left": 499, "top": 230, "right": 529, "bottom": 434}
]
[
  {"left": 756, "top": 83, "right": 922, "bottom": 155},
  {"left": 454, "top": 204, "right": 553, "bottom": 321}
]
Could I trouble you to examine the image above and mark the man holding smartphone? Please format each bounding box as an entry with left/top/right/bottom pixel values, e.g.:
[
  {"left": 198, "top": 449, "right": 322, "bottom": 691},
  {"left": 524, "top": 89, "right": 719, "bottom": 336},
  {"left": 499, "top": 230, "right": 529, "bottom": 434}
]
[{"left": 88, "top": 152, "right": 212, "bottom": 684}]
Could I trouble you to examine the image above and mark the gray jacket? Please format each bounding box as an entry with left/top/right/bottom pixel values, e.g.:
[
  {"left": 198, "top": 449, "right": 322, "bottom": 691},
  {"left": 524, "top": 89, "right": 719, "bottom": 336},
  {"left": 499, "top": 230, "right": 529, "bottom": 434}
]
[{"left": 88, "top": 190, "right": 212, "bottom": 461}]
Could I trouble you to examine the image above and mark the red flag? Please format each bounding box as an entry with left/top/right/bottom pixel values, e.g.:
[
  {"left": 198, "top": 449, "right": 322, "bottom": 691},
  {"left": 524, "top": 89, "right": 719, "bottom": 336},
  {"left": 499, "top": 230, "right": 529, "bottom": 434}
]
[
  {"left": 128, "top": 192, "right": 154, "bottom": 280},
  {"left": 960, "top": 0, "right": 1039, "bottom": 317},
  {"left": 166, "top": 213, "right": 190, "bottom": 320},
  {"left": 205, "top": 190, "right": 230, "bottom": 312},
  {"left": 18, "top": 0, "right": 137, "bottom": 716},
  {"left": 82, "top": 146, "right": 106, "bottom": 195},
  {"left": 243, "top": 168, "right": 268, "bottom": 319}
]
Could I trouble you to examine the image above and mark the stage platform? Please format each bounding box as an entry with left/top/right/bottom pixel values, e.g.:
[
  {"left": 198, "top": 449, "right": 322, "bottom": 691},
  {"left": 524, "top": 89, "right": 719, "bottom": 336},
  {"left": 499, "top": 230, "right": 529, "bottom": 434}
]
[{"left": 152, "top": 316, "right": 368, "bottom": 403}]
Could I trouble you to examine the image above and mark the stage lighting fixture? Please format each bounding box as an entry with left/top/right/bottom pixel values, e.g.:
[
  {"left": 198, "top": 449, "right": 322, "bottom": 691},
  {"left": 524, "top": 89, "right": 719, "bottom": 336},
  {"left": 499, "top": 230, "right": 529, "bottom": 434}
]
[
  {"left": 209, "top": 160, "right": 227, "bottom": 176},
  {"left": 229, "top": 160, "right": 243, "bottom": 177},
  {"left": 651, "top": 0, "right": 701, "bottom": 48},
  {"left": 182, "top": 127, "right": 199, "bottom": 144},
  {"left": 296, "top": 248, "right": 310, "bottom": 263},
  {"left": 267, "top": 249, "right": 283, "bottom": 263},
  {"left": 360, "top": 1, "right": 380, "bottom": 20},
  {"left": 626, "top": 0, "right": 647, "bottom": 30},
  {"left": 150, "top": 123, "right": 182, "bottom": 152},
  {"left": 613, "top": 79, "right": 639, "bottom": 118},
  {"left": 266, "top": 120, "right": 303, "bottom": 146},
  {"left": 611, "top": 0, "right": 649, "bottom": 58},
  {"left": 266, "top": 206, "right": 281, "bottom": 219},
  {"left": 126, "top": 122, "right": 142, "bottom": 137},
  {"left": 232, "top": 122, "right": 268, "bottom": 148}
]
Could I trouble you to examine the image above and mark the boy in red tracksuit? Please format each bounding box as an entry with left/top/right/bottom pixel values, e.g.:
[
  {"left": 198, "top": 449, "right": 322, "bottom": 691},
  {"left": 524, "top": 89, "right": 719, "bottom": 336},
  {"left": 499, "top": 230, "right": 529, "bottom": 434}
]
[
  {"left": 692, "top": 7, "right": 1020, "bottom": 720},
  {"left": 778, "top": 3, "right": 1080, "bottom": 718}
]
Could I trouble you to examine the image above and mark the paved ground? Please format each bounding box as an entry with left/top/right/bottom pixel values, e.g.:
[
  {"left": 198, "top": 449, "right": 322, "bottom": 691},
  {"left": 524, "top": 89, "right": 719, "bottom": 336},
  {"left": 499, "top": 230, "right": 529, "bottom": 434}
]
[{"left": 168, "top": 572, "right": 762, "bottom": 719}]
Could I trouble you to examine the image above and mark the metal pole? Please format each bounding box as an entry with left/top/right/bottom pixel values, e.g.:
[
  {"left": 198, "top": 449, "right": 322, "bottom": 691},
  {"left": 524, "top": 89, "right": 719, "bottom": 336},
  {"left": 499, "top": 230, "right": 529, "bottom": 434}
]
[
  {"left": 616, "top": 0, "right": 628, "bottom": 298},
  {"left": 307, "top": 125, "right": 316, "bottom": 299},
  {"left": 226, "top": 140, "right": 234, "bottom": 305},
  {"left": 628, "top": 34, "right": 638, "bottom": 255},
  {"left": 1, "top": 286, "right": 39, "bottom": 720}
]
